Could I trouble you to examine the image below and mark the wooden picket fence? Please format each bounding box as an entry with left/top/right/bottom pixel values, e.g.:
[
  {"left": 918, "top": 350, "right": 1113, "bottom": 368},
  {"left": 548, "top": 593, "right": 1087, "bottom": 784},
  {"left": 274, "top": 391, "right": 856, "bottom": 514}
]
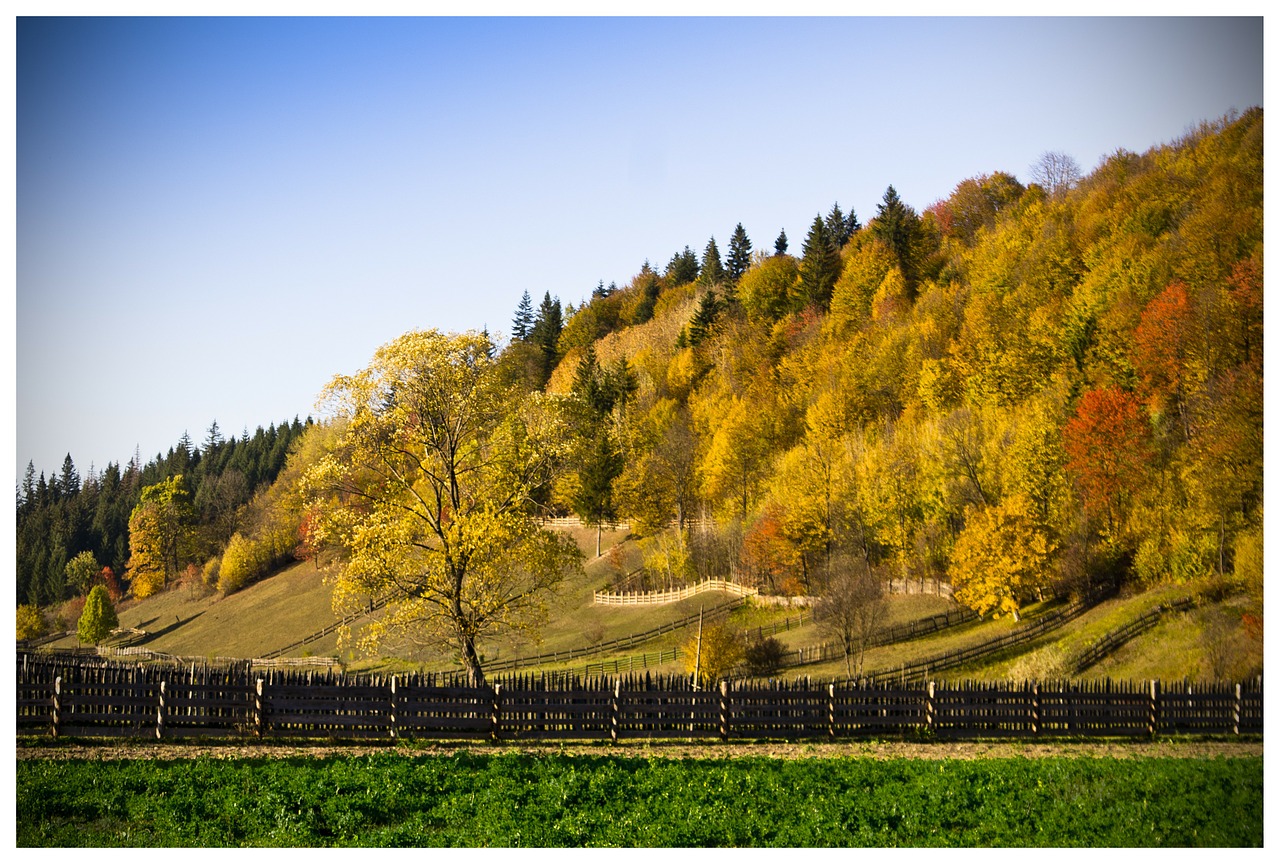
[
  {"left": 594, "top": 579, "right": 758, "bottom": 606},
  {"left": 15, "top": 654, "right": 1261, "bottom": 742}
]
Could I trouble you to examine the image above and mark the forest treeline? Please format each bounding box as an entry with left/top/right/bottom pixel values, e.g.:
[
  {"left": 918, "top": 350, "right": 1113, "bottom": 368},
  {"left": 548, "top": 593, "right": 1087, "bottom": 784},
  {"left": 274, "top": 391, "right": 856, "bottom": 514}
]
[
  {"left": 15, "top": 109, "right": 1263, "bottom": 639},
  {"left": 15, "top": 418, "right": 311, "bottom": 609}
]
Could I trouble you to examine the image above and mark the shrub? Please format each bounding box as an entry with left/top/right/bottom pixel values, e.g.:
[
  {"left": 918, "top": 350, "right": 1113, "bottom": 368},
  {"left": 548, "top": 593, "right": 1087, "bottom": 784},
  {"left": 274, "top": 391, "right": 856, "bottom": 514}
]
[
  {"left": 16, "top": 605, "right": 45, "bottom": 641},
  {"left": 743, "top": 636, "right": 788, "bottom": 677},
  {"left": 77, "top": 585, "right": 118, "bottom": 646},
  {"left": 682, "top": 621, "right": 743, "bottom": 686}
]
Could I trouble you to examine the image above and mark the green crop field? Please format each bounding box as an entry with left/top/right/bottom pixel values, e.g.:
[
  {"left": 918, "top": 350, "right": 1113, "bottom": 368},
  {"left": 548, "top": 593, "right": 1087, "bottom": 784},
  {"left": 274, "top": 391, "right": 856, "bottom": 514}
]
[{"left": 16, "top": 752, "right": 1262, "bottom": 847}]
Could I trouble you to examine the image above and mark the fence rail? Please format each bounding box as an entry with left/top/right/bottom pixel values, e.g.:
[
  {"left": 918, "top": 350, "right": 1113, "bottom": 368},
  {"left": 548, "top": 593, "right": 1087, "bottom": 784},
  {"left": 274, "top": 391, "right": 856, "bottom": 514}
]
[
  {"left": 594, "top": 579, "right": 759, "bottom": 606},
  {"left": 1072, "top": 598, "right": 1196, "bottom": 673},
  {"left": 16, "top": 654, "right": 1261, "bottom": 742}
]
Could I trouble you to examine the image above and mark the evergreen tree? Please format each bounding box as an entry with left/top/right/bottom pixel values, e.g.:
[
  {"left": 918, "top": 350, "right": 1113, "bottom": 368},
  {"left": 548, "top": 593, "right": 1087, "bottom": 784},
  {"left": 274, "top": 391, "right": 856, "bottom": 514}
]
[
  {"left": 774, "top": 229, "right": 789, "bottom": 256},
  {"left": 871, "top": 184, "right": 922, "bottom": 293},
  {"left": 511, "top": 290, "right": 534, "bottom": 341},
  {"left": 798, "top": 215, "right": 840, "bottom": 310},
  {"left": 827, "top": 202, "right": 858, "bottom": 248},
  {"left": 665, "top": 246, "right": 700, "bottom": 285},
  {"left": 688, "top": 289, "right": 722, "bottom": 346},
  {"left": 845, "top": 206, "right": 861, "bottom": 237},
  {"left": 528, "top": 292, "right": 564, "bottom": 387},
  {"left": 727, "top": 223, "right": 753, "bottom": 284},
  {"left": 59, "top": 454, "right": 80, "bottom": 498},
  {"left": 699, "top": 237, "right": 726, "bottom": 285}
]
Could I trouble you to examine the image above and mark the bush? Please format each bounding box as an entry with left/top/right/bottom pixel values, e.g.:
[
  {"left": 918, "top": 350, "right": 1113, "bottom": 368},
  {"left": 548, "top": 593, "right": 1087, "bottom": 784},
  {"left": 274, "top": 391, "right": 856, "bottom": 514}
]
[
  {"left": 744, "top": 636, "right": 788, "bottom": 677},
  {"left": 16, "top": 605, "right": 46, "bottom": 641},
  {"left": 218, "top": 533, "right": 266, "bottom": 594},
  {"left": 77, "top": 585, "right": 118, "bottom": 646}
]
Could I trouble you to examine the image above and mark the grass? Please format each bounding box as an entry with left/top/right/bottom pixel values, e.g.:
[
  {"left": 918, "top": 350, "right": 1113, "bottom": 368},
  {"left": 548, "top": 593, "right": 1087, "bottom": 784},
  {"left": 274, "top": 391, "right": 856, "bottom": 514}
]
[{"left": 16, "top": 752, "right": 1263, "bottom": 847}]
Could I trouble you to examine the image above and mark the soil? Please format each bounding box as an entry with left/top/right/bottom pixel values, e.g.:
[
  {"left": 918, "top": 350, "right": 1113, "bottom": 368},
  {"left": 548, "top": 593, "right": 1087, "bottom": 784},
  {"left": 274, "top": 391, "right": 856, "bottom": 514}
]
[{"left": 15, "top": 738, "right": 1262, "bottom": 762}]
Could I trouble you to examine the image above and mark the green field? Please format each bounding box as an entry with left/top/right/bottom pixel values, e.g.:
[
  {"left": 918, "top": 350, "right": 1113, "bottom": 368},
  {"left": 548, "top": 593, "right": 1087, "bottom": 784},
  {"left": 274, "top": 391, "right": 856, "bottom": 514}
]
[{"left": 16, "top": 752, "right": 1262, "bottom": 847}]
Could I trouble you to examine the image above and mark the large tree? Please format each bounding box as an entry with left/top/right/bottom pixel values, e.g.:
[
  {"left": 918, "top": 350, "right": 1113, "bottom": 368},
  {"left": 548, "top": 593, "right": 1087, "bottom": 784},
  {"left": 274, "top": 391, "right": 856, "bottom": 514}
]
[
  {"left": 127, "top": 475, "right": 196, "bottom": 599},
  {"left": 798, "top": 215, "right": 841, "bottom": 311},
  {"left": 303, "top": 329, "right": 583, "bottom": 685}
]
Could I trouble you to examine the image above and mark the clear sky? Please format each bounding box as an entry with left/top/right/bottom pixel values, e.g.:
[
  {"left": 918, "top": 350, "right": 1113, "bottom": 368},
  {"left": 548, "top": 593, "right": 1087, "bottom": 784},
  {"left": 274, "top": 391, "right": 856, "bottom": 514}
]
[{"left": 12, "top": 14, "right": 1265, "bottom": 481}]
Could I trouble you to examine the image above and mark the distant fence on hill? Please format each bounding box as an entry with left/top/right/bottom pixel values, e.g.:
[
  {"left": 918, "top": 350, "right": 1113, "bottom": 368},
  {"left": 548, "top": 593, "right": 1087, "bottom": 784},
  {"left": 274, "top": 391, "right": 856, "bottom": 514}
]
[
  {"left": 594, "top": 579, "right": 759, "bottom": 606},
  {"left": 16, "top": 653, "right": 1261, "bottom": 742}
]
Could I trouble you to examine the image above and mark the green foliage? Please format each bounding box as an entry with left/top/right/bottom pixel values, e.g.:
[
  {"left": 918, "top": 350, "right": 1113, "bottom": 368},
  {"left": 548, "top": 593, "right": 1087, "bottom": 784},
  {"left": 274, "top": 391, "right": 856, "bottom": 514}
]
[
  {"left": 64, "top": 550, "right": 99, "bottom": 596},
  {"left": 16, "top": 754, "right": 1263, "bottom": 847},
  {"left": 76, "top": 584, "right": 118, "bottom": 645}
]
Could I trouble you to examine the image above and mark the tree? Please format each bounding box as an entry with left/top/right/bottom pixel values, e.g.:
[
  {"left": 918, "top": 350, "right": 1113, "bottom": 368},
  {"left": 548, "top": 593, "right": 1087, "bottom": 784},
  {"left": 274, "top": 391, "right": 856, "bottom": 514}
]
[
  {"left": 16, "top": 604, "right": 45, "bottom": 641},
  {"left": 64, "top": 550, "right": 99, "bottom": 596},
  {"left": 527, "top": 292, "right": 564, "bottom": 387},
  {"left": 699, "top": 237, "right": 725, "bottom": 285},
  {"left": 303, "top": 330, "right": 583, "bottom": 685},
  {"left": 77, "top": 584, "right": 118, "bottom": 645},
  {"left": 726, "top": 223, "right": 753, "bottom": 284},
  {"left": 774, "top": 229, "right": 788, "bottom": 256},
  {"left": 815, "top": 560, "right": 886, "bottom": 677},
  {"left": 127, "top": 475, "right": 196, "bottom": 599},
  {"left": 1030, "top": 150, "right": 1082, "bottom": 197},
  {"left": 870, "top": 185, "right": 922, "bottom": 293},
  {"left": 1062, "top": 387, "right": 1153, "bottom": 537},
  {"left": 687, "top": 289, "right": 722, "bottom": 346},
  {"left": 949, "top": 495, "right": 1055, "bottom": 621},
  {"left": 743, "top": 635, "right": 787, "bottom": 677},
  {"left": 682, "top": 619, "right": 743, "bottom": 687},
  {"left": 738, "top": 253, "right": 798, "bottom": 323},
  {"left": 568, "top": 347, "right": 631, "bottom": 556},
  {"left": 511, "top": 290, "right": 534, "bottom": 341},
  {"left": 665, "top": 246, "right": 700, "bottom": 285},
  {"left": 798, "top": 215, "right": 840, "bottom": 310}
]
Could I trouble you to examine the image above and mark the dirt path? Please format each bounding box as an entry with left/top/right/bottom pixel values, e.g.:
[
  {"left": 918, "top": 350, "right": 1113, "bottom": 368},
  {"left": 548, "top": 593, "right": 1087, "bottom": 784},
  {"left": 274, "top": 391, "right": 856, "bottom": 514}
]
[{"left": 16, "top": 738, "right": 1261, "bottom": 762}]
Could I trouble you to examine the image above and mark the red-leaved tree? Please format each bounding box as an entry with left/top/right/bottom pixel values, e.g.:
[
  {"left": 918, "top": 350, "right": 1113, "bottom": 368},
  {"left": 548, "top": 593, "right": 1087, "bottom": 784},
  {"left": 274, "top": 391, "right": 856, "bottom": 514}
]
[
  {"left": 1132, "top": 281, "right": 1193, "bottom": 435},
  {"left": 1062, "top": 387, "right": 1153, "bottom": 536}
]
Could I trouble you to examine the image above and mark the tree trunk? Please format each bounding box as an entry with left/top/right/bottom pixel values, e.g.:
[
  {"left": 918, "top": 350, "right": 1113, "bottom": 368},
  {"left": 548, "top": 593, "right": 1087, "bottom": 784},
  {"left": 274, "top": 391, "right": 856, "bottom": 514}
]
[{"left": 461, "top": 633, "right": 486, "bottom": 687}]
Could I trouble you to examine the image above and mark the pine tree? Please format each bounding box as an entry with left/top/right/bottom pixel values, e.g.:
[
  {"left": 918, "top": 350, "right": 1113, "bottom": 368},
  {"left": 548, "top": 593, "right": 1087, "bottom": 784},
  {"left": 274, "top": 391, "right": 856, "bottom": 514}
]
[
  {"left": 826, "top": 203, "right": 847, "bottom": 248},
  {"left": 774, "top": 229, "right": 789, "bottom": 256},
  {"left": 699, "top": 237, "right": 726, "bottom": 285},
  {"left": 871, "top": 184, "right": 921, "bottom": 293},
  {"left": 798, "top": 215, "right": 840, "bottom": 310},
  {"left": 511, "top": 290, "right": 534, "bottom": 341},
  {"left": 665, "top": 246, "right": 700, "bottom": 285},
  {"left": 688, "top": 289, "right": 722, "bottom": 346},
  {"left": 528, "top": 292, "right": 564, "bottom": 387},
  {"left": 727, "top": 223, "right": 753, "bottom": 284}
]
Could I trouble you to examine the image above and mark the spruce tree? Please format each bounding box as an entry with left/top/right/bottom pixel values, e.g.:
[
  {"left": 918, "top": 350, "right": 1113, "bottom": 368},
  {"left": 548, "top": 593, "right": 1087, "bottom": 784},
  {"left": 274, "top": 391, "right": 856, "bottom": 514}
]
[
  {"left": 665, "top": 246, "right": 700, "bottom": 286},
  {"left": 529, "top": 292, "right": 564, "bottom": 387},
  {"left": 699, "top": 237, "right": 725, "bottom": 285},
  {"left": 799, "top": 215, "right": 840, "bottom": 310},
  {"left": 871, "top": 184, "right": 921, "bottom": 293},
  {"left": 511, "top": 290, "right": 534, "bottom": 340},
  {"left": 826, "top": 203, "right": 847, "bottom": 248},
  {"left": 727, "top": 223, "right": 753, "bottom": 283},
  {"left": 774, "top": 229, "right": 789, "bottom": 256},
  {"left": 688, "top": 289, "right": 722, "bottom": 346}
]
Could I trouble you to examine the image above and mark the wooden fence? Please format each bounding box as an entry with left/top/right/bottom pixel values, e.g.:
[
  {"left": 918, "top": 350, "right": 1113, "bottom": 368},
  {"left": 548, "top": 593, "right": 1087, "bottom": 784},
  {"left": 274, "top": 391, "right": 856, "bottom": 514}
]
[
  {"left": 1072, "top": 597, "right": 1196, "bottom": 673},
  {"left": 594, "top": 579, "right": 759, "bottom": 606},
  {"left": 16, "top": 654, "right": 1261, "bottom": 742}
]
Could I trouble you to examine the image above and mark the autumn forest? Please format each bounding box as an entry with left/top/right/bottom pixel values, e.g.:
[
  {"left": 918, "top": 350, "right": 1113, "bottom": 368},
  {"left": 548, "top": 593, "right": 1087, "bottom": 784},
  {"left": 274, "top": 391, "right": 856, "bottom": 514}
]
[{"left": 15, "top": 110, "right": 1263, "bottom": 669}]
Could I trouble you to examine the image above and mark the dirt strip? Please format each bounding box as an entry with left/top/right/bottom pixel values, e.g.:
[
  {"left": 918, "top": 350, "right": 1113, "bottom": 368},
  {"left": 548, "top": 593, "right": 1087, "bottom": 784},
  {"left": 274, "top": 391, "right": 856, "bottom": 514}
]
[{"left": 15, "top": 738, "right": 1262, "bottom": 762}]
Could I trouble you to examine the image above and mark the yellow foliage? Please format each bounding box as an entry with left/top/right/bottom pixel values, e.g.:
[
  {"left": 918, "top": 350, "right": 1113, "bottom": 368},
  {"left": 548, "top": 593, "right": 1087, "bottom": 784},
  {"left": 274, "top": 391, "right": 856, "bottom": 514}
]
[
  {"left": 16, "top": 604, "right": 45, "bottom": 641},
  {"left": 949, "top": 494, "right": 1054, "bottom": 620},
  {"left": 682, "top": 620, "right": 743, "bottom": 686}
]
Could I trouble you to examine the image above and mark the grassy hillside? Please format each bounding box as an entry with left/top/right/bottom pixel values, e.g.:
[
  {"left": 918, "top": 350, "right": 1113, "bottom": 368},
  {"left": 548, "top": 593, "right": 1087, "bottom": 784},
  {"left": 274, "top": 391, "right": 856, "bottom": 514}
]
[{"left": 35, "top": 521, "right": 1260, "bottom": 687}]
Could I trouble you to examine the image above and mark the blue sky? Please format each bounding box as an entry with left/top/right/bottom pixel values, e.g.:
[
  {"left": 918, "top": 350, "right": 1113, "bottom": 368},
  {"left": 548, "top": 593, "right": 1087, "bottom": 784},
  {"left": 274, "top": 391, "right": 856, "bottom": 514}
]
[{"left": 12, "top": 15, "right": 1265, "bottom": 480}]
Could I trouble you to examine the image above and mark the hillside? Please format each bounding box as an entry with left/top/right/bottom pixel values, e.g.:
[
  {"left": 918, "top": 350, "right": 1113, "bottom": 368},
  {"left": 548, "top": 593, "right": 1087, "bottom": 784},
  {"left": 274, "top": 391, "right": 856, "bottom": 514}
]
[{"left": 20, "top": 110, "right": 1264, "bottom": 688}]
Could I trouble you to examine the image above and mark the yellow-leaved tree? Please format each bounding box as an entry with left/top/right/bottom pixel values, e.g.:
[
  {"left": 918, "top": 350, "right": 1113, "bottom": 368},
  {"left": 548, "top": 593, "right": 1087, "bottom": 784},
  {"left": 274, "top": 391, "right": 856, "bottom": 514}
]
[
  {"left": 302, "top": 330, "right": 583, "bottom": 685},
  {"left": 127, "top": 475, "right": 196, "bottom": 599},
  {"left": 948, "top": 494, "right": 1055, "bottom": 621}
]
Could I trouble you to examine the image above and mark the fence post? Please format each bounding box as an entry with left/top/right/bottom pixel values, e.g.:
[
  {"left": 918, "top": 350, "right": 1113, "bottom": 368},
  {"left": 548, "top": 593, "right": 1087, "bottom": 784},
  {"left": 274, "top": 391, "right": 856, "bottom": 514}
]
[
  {"left": 1031, "top": 682, "right": 1040, "bottom": 736},
  {"left": 491, "top": 684, "right": 502, "bottom": 742},
  {"left": 157, "top": 680, "right": 166, "bottom": 740},
  {"left": 1148, "top": 680, "right": 1159, "bottom": 739},
  {"left": 611, "top": 678, "right": 620, "bottom": 744},
  {"left": 255, "top": 678, "right": 265, "bottom": 738},
  {"left": 1233, "top": 682, "right": 1242, "bottom": 736},
  {"left": 926, "top": 681, "right": 936, "bottom": 736},
  {"left": 719, "top": 680, "right": 730, "bottom": 742},
  {"left": 390, "top": 675, "right": 398, "bottom": 741},
  {"left": 52, "top": 676, "right": 61, "bottom": 739},
  {"left": 828, "top": 682, "right": 836, "bottom": 739}
]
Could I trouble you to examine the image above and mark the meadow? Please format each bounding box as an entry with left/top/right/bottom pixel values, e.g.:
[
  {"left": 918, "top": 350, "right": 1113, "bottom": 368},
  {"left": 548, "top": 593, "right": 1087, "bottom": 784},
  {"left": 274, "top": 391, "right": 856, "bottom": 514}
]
[{"left": 16, "top": 750, "right": 1263, "bottom": 847}]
